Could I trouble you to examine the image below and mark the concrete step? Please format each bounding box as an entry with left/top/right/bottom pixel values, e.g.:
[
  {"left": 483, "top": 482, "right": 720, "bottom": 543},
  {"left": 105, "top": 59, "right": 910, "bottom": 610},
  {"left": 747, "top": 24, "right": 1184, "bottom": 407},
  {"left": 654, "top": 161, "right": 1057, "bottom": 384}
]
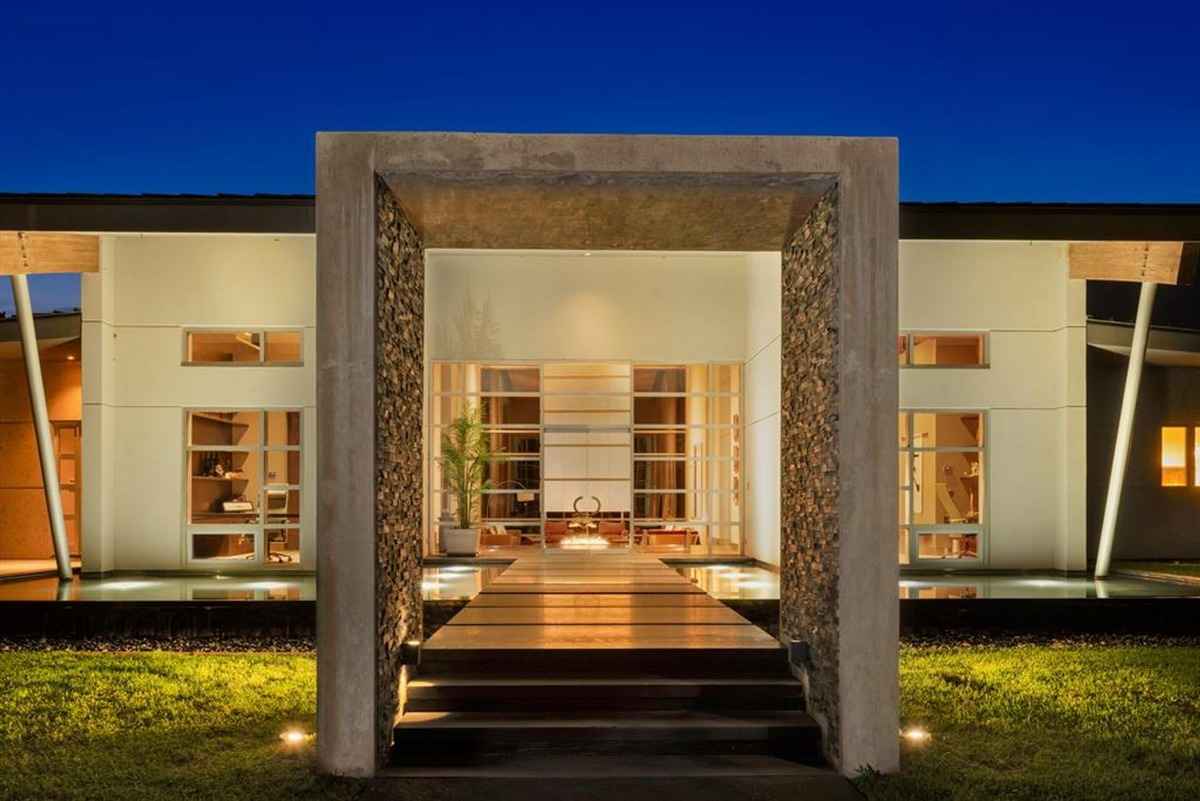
[
  {"left": 405, "top": 676, "right": 805, "bottom": 712},
  {"left": 391, "top": 709, "right": 823, "bottom": 766},
  {"left": 419, "top": 645, "right": 792, "bottom": 678}
]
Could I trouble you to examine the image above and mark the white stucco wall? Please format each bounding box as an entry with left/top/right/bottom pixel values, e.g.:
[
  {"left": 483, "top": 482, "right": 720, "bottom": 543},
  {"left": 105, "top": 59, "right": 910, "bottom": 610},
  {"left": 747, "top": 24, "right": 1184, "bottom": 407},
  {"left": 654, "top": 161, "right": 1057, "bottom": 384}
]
[
  {"left": 81, "top": 234, "right": 316, "bottom": 571},
  {"left": 899, "top": 240, "right": 1087, "bottom": 571},
  {"left": 743, "top": 253, "right": 782, "bottom": 567}
]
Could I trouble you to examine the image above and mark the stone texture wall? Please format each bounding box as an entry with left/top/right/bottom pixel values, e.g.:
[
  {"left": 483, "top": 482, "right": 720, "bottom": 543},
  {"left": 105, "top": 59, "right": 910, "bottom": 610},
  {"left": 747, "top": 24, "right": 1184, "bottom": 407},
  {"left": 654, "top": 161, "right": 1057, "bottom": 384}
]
[
  {"left": 779, "top": 187, "right": 842, "bottom": 765},
  {"left": 374, "top": 177, "right": 425, "bottom": 765}
]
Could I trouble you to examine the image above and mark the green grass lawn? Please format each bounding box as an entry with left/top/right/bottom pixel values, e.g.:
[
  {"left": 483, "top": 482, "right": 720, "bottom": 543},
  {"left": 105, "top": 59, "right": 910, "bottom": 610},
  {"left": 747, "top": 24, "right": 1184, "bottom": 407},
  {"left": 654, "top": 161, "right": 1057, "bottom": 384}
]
[
  {"left": 0, "top": 651, "right": 357, "bottom": 801},
  {"left": 2, "top": 645, "right": 1199, "bottom": 801},
  {"left": 1116, "top": 561, "right": 1200, "bottom": 580},
  {"left": 860, "top": 643, "right": 1200, "bottom": 801}
]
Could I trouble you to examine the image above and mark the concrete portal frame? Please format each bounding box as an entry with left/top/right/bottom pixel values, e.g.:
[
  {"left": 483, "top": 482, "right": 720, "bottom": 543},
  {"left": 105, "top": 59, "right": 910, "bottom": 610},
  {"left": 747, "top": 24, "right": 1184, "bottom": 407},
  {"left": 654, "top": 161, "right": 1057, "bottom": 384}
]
[{"left": 316, "top": 132, "right": 898, "bottom": 777}]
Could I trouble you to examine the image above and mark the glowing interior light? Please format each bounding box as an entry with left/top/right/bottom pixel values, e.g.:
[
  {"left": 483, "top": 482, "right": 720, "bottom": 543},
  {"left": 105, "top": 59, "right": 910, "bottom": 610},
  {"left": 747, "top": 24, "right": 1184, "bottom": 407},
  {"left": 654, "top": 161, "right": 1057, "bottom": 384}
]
[
  {"left": 421, "top": 580, "right": 442, "bottom": 591},
  {"left": 901, "top": 726, "right": 931, "bottom": 744},
  {"left": 560, "top": 534, "right": 609, "bottom": 548},
  {"left": 1162, "top": 427, "right": 1186, "bottom": 486},
  {"left": 103, "top": 581, "right": 158, "bottom": 591}
]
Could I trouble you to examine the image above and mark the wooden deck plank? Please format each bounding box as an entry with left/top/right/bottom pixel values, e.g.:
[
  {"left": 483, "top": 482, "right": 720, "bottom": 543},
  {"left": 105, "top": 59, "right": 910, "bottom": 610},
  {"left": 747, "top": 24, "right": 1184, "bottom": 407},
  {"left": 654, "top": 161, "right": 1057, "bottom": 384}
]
[
  {"left": 465, "top": 593, "right": 724, "bottom": 608},
  {"left": 448, "top": 605, "right": 750, "bottom": 626},
  {"left": 480, "top": 583, "right": 704, "bottom": 594},
  {"left": 424, "top": 624, "right": 780, "bottom": 650}
]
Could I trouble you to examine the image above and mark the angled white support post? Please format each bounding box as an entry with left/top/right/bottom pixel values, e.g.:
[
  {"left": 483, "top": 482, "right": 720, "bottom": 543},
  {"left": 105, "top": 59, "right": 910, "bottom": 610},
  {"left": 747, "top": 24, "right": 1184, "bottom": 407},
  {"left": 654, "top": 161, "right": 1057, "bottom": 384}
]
[
  {"left": 10, "top": 275, "right": 73, "bottom": 581},
  {"left": 1095, "top": 281, "right": 1157, "bottom": 578}
]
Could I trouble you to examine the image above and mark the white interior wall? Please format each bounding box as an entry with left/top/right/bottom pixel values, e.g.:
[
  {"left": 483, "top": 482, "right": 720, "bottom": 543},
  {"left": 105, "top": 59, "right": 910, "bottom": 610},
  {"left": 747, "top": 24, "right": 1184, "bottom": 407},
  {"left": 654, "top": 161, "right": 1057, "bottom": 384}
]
[
  {"left": 899, "top": 241, "right": 1087, "bottom": 570},
  {"left": 81, "top": 235, "right": 317, "bottom": 571},
  {"left": 425, "top": 250, "right": 748, "bottom": 362},
  {"left": 743, "top": 253, "right": 782, "bottom": 567}
]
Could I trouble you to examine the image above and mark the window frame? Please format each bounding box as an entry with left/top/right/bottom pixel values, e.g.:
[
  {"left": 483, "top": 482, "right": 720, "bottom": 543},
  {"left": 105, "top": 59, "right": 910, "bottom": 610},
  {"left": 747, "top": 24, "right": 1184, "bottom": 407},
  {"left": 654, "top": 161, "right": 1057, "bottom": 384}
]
[
  {"left": 181, "top": 328, "right": 305, "bottom": 367},
  {"left": 427, "top": 360, "right": 744, "bottom": 556},
  {"left": 183, "top": 408, "right": 304, "bottom": 569},
  {"left": 898, "top": 408, "right": 989, "bottom": 568},
  {"left": 898, "top": 331, "right": 989, "bottom": 369}
]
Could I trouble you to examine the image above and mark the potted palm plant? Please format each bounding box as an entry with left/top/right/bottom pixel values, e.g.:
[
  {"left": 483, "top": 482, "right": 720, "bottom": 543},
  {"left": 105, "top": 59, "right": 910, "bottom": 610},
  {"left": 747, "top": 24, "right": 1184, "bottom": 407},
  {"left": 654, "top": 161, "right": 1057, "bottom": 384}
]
[{"left": 439, "top": 406, "right": 493, "bottom": 556}]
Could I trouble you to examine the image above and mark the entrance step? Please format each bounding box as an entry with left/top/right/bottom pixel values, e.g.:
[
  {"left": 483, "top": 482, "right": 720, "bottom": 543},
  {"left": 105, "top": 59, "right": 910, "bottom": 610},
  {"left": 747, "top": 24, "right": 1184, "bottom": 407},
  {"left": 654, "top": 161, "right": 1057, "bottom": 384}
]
[
  {"left": 371, "top": 758, "right": 860, "bottom": 799},
  {"left": 419, "top": 645, "right": 793, "bottom": 678},
  {"left": 405, "top": 676, "right": 805, "bottom": 713},
  {"left": 391, "top": 709, "right": 823, "bottom": 767}
]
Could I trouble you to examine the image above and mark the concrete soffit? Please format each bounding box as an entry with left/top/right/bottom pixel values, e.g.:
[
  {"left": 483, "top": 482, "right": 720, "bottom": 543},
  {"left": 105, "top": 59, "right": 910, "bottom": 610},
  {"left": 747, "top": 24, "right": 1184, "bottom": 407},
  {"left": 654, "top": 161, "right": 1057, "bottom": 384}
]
[{"left": 381, "top": 170, "right": 837, "bottom": 251}]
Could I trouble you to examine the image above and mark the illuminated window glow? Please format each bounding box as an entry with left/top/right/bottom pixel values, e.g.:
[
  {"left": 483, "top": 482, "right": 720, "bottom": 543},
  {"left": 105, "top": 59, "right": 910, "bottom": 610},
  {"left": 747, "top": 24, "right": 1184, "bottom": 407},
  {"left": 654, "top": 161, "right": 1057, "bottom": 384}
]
[{"left": 1162, "top": 427, "right": 1186, "bottom": 487}]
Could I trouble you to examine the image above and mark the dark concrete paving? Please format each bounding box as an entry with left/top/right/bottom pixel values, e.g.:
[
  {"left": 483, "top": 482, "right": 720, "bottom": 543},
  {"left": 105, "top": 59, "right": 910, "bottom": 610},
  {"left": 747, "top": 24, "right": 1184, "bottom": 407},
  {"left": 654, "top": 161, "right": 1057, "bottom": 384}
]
[{"left": 367, "top": 755, "right": 862, "bottom": 800}]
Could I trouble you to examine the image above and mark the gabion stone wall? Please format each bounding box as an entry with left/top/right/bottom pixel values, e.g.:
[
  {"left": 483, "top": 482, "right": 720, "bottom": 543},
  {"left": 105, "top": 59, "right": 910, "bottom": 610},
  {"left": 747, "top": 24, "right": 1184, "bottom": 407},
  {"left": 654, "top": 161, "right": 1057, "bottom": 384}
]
[
  {"left": 374, "top": 177, "right": 425, "bottom": 765},
  {"left": 779, "top": 187, "right": 842, "bottom": 764}
]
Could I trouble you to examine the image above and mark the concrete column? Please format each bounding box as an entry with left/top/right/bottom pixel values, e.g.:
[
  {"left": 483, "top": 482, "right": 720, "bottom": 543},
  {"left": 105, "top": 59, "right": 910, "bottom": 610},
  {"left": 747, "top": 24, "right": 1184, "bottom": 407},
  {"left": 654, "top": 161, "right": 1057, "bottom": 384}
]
[
  {"left": 10, "top": 274, "right": 73, "bottom": 581},
  {"left": 1094, "top": 281, "right": 1157, "bottom": 578},
  {"left": 81, "top": 236, "right": 117, "bottom": 573}
]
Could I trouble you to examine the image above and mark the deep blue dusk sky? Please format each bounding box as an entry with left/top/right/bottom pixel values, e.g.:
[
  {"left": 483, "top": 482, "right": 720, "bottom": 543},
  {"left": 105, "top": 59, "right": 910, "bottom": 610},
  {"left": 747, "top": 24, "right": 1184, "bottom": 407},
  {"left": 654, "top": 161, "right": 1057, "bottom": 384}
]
[{"left": 2, "top": 2, "right": 1198, "bottom": 312}]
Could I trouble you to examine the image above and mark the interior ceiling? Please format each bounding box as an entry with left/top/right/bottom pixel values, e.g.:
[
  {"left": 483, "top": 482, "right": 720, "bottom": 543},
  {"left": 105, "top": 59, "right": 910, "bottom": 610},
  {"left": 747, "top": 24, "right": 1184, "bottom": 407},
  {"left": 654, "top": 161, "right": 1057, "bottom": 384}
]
[
  {"left": 1091, "top": 344, "right": 1200, "bottom": 368},
  {"left": 383, "top": 171, "right": 836, "bottom": 251},
  {"left": 0, "top": 336, "right": 77, "bottom": 360}
]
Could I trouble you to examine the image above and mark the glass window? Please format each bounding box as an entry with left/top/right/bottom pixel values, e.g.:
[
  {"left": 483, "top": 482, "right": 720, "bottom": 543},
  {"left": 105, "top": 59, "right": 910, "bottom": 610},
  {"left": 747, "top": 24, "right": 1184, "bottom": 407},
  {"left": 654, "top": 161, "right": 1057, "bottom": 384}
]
[
  {"left": 909, "top": 334, "right": 986, "bottom": 367},
  {"left": 265, "top": 528, "right": 300, "bottom": 565},
  {"left": 899, "top": 410, "right": 986, "bottom": 566},
  {"left": 481, "top": 366, "right": 540, "bottom": 393},
  {"left": 635, "top": 431, "right": 687, "bottom": 455},
  {"left": 897, "top": 335, "right": 910, "bottom": 365},
  {"left": 635, "top": 460, "right": 687, "bottom": 491},
  {"left": 1194, "top": 428, "right": 1200, "bottom": 487},
  {"left": 266, "top": 411, "right": 302, "bottom": 447},
  {"left": 192, "top": 533, "right": 256, "bottom": 561},
  {"left": 1163, "top": 427, "right": 1187, "bottom": 487},
  {"left": 186, "top": 409, "right": 304, "bottom": 566},
  {"left": 911, "top": 412, "right": 983, "bottom": 449},
  {"left": 634, "top": 367, "right": 687, "bottom": 393},
  {"left": 480, "top": 492, "right": 541, "bottom": 519},
  {"left": 480, "top": 396, "right": 540, "bottom": 426},
  {"left": 187, "top": 331, "right": 260, "bottom": 363},
  {"left": 634, "top": 397, "right": 688, "bottom": 426},
  {"left": 428, "top": 361, "right": 744, "bottom": 557},
  {"left": 486, "top": 458, "right": 541, "bottom": 488},
  {"left": 917, "top": 532, "right": 979, "bottom": 560},
  {"left": 264, "top": 331, "right": 303, "bottom": 363},
  {"left": 189, "top": 450, "right": 260, "bottom": 525},
  {"left": 710, "top": 364, "right": 740, "bottom": 395},
  {"left": 185, "top": 330, "right": 305, "bottom": 365}
]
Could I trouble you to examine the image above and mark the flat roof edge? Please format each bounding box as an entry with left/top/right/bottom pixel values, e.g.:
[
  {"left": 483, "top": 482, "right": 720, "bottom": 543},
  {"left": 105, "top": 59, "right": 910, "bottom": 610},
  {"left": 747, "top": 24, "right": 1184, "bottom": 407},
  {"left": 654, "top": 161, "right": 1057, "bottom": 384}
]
[
  {"left": 3, "top": 193, "right": 1199, "bottom": 240},
  {"left": 0, "top": 194, "right": 314, "bottom": 234}
]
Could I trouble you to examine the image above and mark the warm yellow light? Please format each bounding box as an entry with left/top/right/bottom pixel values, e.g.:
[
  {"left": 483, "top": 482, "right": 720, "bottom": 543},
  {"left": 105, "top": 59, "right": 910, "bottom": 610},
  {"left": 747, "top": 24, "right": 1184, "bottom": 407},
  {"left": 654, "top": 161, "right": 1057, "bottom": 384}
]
[
  {"left": 1193, "top": 428, "right": 1200, "bottom": 487},
  {"left": 901, "top": 726, "right": 931, "bottom": 744},
  {"left": 1162, "top": 427, "right": 1186, "bottom": 487},
  {"left": 280, "top": 729, "right": 310, "bottom": 746}
]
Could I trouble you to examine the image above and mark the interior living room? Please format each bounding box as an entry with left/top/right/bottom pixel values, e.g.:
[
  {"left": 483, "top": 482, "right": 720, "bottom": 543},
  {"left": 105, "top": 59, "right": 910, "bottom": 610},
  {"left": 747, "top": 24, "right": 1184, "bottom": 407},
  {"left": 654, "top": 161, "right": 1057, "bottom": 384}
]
[{"left": 424, "top": 248, "right": 783, "bottom": 563}]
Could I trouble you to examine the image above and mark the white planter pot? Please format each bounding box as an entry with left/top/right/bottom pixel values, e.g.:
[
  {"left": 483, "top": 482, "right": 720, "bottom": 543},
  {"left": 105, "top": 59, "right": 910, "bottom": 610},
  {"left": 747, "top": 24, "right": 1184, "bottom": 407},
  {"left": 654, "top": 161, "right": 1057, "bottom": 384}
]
[{"left": 442, "top": 528, "right": 480, "bottom": 557}]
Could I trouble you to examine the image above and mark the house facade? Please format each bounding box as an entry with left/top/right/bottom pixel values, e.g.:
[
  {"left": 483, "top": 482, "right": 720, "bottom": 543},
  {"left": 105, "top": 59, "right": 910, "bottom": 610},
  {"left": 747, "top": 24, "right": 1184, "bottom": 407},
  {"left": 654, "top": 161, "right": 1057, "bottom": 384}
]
[
  {"left": 3, "top": 132, "right": 1200, "bottom": 779},
  {"left": 2, "top": 196, "right": 1199, "bottom": 577}
]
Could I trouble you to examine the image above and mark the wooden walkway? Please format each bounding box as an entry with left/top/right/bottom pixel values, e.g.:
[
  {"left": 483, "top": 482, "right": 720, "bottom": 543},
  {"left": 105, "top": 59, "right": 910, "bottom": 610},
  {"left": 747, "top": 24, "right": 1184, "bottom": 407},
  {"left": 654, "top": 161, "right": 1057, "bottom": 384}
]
[{"left": 424, "top": 550, "right": 780, "bottom": 652}]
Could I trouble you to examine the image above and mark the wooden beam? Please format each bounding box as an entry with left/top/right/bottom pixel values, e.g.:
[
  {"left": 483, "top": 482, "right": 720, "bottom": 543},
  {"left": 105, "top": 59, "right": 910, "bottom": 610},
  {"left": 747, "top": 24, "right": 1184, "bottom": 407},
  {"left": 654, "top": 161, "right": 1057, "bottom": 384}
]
[
  {"left": 0, "top": 231, "right": 99, "bottom": 275},
  {"left": 1069, "top": 241, "right": 1195, "bottom": 285}
]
